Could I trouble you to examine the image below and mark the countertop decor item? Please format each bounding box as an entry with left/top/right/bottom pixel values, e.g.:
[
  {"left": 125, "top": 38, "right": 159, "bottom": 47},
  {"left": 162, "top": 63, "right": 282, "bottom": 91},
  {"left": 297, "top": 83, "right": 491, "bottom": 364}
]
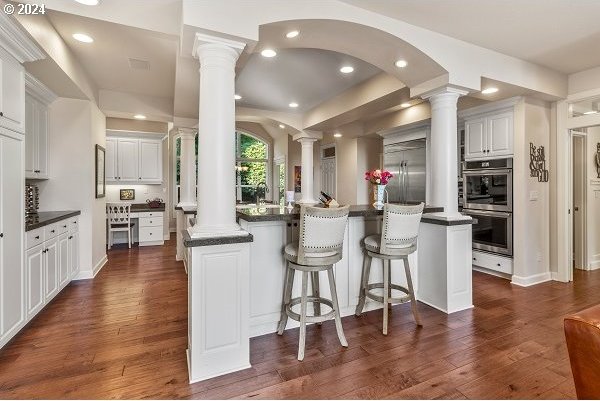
[
  {"left": 285, "top": 190, "right": 295, "bottom": 209},
  {"left": 146, "top": 198, "right": 164, "bottom": 208},
  {"left": 529, "top": 143, "right": 549, "bottom": 182},
  {"left": 596, "top": 143, "right": 600, "bottom": 178},
  {"left": 120, "top": 189, "right": 135, "bottom": 201},
  {"left": 95, "top": 144, "right": 106, "bottom": 198},
  {"left": 365, "top": 169, "right": 393, "bottom": 207}
]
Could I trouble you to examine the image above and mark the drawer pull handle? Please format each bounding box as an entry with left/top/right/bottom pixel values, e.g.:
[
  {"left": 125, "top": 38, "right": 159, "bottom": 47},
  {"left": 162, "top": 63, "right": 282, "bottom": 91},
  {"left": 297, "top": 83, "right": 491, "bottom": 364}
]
[
  {"left": 0, "top": 112, "right": 3, "bottom": 117},
  {"left": 497, "top": 263, "right": 501, "bottom": 267},
  {"left": 0, "top": 233, "right": 3, "bottom": 238},
  {"left": 51, "top": 230, "right": 55, "bottom": 233},
  {"left": 63, "top": 225, "right": 67, "bottom": 228},
  {"left": 35, "top": 235, "right": 40, "bottom": 239},
  {"left": 473, "top": 257, "right": 477, "bottom": 261}
]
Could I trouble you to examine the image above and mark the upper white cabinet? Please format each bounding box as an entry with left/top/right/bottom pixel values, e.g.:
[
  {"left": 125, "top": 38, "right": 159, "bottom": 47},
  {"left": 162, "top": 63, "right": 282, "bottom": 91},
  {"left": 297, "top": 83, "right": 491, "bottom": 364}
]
[
  {"left": 106, "top": 132, "right": 163, "bottom": 184},
  {"left": 464, "top": 109, "right": 514, "bottom": 160},
  {"left": 0, "top": 50, "right": 25, "bottom": 134},
  {"left": 24, "top": 74, "right": 56, "bottom": 180}
]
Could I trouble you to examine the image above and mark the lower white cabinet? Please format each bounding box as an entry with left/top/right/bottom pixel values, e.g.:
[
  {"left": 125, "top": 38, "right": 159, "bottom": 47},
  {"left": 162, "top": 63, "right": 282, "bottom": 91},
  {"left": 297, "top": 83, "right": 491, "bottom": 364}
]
[
  {"left": 43, "top": 236, "right": 58, "bottom": 302},
  {"left": 58, "top": 233, "right": 69, "bottom": 288},
  {"left": 138, "top": 212, "right": 164, "bottom": 246},
  {"left": 69, "top": 230, "right": 80, "bottom": 278},
  {"left": 25, "top": 244, "right": 44, "bottom": 318},
  {"left": 472, "top": 250, "right": 513, "bottom": 275}
]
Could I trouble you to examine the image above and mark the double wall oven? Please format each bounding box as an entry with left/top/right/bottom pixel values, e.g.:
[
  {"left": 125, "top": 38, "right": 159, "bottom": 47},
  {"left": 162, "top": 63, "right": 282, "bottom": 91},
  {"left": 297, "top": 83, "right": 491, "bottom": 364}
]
[{"left": 461, "top": 158, "right": 513, "bottom": 256}]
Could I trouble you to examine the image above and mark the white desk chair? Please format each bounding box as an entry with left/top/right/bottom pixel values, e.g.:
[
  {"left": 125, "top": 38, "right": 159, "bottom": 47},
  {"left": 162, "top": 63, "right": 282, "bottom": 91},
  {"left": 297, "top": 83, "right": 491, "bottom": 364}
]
[{"left": 107, "top": 203, "right": 135, "bottom": 249}]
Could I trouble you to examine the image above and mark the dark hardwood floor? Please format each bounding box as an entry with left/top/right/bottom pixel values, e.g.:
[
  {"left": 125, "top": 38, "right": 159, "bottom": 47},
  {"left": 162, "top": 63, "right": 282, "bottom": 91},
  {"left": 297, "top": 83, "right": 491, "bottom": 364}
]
[{"left": 0, "top": 238, "right": 597, "bottom": 399}]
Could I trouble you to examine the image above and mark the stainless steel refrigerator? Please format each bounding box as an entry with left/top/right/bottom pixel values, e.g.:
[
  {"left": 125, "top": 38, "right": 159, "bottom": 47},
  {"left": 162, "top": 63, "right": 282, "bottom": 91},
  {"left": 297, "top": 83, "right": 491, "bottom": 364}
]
[{"left": 383, "top": 139, "right": 426, "bottom": 203}]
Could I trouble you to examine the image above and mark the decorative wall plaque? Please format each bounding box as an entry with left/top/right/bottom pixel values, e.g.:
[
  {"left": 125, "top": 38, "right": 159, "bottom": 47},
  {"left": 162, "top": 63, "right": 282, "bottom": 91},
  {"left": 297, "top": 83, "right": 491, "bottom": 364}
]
[{"left": 529, "top": 143, "right": 549, "bottom": 182}]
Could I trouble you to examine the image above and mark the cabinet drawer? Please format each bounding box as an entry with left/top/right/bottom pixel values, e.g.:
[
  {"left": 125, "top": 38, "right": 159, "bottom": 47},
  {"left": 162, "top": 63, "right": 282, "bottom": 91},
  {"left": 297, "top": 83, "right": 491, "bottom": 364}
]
[
  {"left": 57, "top": 220, "right": 69, "bottom": 235},
  {"left": 139, "top": 217, "right": 163, "bottom": 227},
  {"left": 138, "top": 211, "right": 163, "bottom": 218},
  {"left": 472, "top": 251, "right": 513, "bottom": 275},
  {"left": 139, "top": 226, "right": 163, "bottom": 242},
  {"left": 44, "top": 223, "right": 59, "bottom": 239},
  {"left": 69, "top": 217, "right": 79, "bottom": 232},
  {"left": 26, "top": 228, "right": 44, "bottom": 249}
]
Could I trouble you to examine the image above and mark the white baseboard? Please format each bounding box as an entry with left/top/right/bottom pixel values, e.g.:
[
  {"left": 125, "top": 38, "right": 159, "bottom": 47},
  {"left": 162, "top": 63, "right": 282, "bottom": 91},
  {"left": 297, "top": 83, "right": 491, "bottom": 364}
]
[
  {"left": 75, "top": 254, "right": 107, "bottom": 280},
  {"left": 589, "top": 259, "right": 600, "bottom": 270},
  {"left": 511, "top": 272, "right": 552, "bottom": 287},
  {"left": 164, "top": 232, "right": 171, "bottom": 240}
]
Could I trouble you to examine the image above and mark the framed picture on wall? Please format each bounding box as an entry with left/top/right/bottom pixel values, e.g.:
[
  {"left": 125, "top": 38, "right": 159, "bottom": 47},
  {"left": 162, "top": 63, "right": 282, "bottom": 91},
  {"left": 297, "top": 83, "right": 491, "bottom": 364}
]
[
  {"left": 95, "top": 144, "right": 105, "bottom": 199},
  {"left": 120, "top": 189, "right": 135, "bottom": 200},
  {"left": 294, "top": 166, "right": 301, "bottom": 193}
]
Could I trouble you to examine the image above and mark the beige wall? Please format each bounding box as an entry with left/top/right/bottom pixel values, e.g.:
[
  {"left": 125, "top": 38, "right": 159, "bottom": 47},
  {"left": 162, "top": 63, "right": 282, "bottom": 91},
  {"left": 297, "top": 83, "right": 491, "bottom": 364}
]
[
  {"left": 568, "top": 66, "right": 600, "bottom": 95},
  {"left": 586, "top": 127, "right": 600, "bottom": 269},
  {"left": 512, "top": 98, "right": 551, "bottom": 281},
  {"left": 106, "top": 117, "right": 168, "bottom": 133},
  {"left": 356, "top": 136, "right": 384, "bottom": 204}
]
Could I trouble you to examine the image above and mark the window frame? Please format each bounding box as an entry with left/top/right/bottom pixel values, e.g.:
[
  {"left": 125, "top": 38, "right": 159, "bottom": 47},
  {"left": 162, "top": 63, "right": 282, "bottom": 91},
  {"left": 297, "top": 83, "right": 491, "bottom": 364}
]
[{"left": 235, "top": 130, "right": 270, "bottom": 202}]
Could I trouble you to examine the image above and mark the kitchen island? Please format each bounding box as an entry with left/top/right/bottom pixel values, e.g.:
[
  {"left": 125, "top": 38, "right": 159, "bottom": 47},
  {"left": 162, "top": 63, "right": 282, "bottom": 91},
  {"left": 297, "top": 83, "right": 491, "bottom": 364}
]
[{"left": 184, "top": 204, "right": 473, "bottom": 382}]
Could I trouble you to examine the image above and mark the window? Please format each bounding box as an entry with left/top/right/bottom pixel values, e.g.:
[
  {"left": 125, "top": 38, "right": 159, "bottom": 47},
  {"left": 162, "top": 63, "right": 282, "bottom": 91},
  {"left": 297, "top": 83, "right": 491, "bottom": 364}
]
[
  {"left": 174, "top": 134, "right": 198, "bottom": 205},
  {"left": 235, "top": 131, "right": 269, "bottom": 202}
]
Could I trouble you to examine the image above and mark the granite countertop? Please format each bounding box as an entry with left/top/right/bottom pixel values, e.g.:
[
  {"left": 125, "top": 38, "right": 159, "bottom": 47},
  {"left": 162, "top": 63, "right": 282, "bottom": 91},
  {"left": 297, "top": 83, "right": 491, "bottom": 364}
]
[
  {"left": 26, "top": 211, "right": 81, "bottom": 232},
  {"left": 131, "top": 203, "right": 166, "bottom": 213},
  {"left": 236, "top": 204, "right": 445, "bottom": 222},
  {"left": 174, "top": 204, "right": 197, "bottom": 215}
]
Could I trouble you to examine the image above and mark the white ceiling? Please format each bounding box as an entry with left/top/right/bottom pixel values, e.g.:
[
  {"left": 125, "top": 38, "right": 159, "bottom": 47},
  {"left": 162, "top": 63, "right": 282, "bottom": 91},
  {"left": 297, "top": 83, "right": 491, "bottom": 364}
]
[
  {"left": 235, "top": 48, "right": 381, "bottom": 113},
  {"left": 342, "top": 0, "right": 600, "bottom": 74},
  {"left": 46, "top": 10, "right": 178, "bottom": 99}
]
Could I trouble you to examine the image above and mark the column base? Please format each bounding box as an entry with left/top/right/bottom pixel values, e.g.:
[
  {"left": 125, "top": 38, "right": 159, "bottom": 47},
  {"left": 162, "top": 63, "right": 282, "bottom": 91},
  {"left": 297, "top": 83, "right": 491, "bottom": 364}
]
[{"left": 188, "top": 222, "right": 250, "bottom": 239}]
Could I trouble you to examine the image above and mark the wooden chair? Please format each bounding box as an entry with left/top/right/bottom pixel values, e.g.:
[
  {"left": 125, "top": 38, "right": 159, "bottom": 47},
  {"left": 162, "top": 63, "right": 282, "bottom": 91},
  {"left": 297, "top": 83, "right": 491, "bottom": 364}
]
[
  {"left": 277, "top": 205, "right": 350, "bottom": 361},
  {"left": 107, "top": 203, "right": 135, "bottom": 249},
  {"left": 355, "top": 202, "right": 425, "bottom": 335}
]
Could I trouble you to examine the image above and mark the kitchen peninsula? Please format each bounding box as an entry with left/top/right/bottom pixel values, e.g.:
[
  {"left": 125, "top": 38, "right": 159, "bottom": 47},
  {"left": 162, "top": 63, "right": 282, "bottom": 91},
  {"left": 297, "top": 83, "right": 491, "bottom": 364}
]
[{"left": 183, "top": 203, "right": 474, "bottom": 382}]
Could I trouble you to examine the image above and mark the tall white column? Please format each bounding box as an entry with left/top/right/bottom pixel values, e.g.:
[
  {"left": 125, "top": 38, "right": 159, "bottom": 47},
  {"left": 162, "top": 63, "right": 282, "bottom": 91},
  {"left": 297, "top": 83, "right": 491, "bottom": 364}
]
[
  {"left": 423, "top": 87, "right": 468, "bottom": 217},
  {"left": 189, "top": 34, "right": 247, "bottom": 238},
  {"left": 178, "top": 128, "right": 197, "bottom": 207},
  {"left": 293, "top": 131, "right": 322, "bottom": 204}
]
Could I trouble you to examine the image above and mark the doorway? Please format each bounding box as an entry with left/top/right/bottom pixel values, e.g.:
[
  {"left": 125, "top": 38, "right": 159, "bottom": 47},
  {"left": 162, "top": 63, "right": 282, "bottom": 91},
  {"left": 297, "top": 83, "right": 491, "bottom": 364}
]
[
  {"left": 273, "top": 156, "right": 286, "bottom": 205},
  {"left": 321, "top": 144, "right": 336, "bottom": 198},
  {"left": 571, "top": 131, "right": 587, "bottom": 272}
]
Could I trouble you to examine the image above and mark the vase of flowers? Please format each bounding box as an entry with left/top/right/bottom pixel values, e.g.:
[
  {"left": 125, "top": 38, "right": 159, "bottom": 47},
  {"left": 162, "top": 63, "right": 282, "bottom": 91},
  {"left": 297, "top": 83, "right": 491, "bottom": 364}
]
[{"left": 365, "top": 169, "right": 393, "bottom": 208}]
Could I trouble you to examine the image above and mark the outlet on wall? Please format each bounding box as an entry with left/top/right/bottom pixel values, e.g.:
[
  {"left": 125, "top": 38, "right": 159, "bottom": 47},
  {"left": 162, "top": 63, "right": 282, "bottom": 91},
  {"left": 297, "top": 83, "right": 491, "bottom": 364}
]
[
  {"left": 536, "top": 251, "right": 542, "bottom": 262},
  {"left": 529, "top": 190, "right": 539, "bottom": 201}
]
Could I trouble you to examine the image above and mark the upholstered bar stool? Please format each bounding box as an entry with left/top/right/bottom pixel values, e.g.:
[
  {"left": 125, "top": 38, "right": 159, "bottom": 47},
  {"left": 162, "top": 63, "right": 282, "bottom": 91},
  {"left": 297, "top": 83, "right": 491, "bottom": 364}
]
[
  {"left": 355, "top": 203, "right": 425, "bottom": 335},
  {"left": 277, "top": 205, "right": 350, "bottom": 361}
]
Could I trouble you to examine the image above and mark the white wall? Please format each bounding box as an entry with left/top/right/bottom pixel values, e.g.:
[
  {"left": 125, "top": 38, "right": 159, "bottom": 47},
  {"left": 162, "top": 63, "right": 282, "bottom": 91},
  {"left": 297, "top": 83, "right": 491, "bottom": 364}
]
[
  {"left": 586, "top": 127, "right": 600, "bottom": 269},
  {"left": 38, "top": 98, "right": 106, "bottom": 279},
  {"left": 512, "top": 98, "right": 551, "bottom": 284},
  {"left": 356, "top": 136, "right": 384, "bottom": 204}
]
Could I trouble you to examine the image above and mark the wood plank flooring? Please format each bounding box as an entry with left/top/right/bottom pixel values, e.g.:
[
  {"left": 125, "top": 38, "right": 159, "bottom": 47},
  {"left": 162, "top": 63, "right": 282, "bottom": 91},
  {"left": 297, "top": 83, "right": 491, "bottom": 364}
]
[{"left": 0, "top": 238, "right": 597, "bottom": 399}]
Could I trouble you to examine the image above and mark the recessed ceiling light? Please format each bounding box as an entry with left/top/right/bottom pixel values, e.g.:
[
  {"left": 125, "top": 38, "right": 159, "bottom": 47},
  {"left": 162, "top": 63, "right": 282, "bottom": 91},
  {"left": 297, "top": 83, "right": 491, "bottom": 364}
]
[
  {"left": 73, "top": 33, "right": 94, "bottom": 43},
  {"left": 334, "top": 133, "right": 342, "bottom": 138},
  {"left": 286, "top": 30, "right": 299, "bottom": 38},
  {"left": 234, "top": 94, "right": 242, "bottom": 100},
  {"left": 279, "top": 124, "right": 285, "bottom": 129},
  {"left": 583, "top": 110, "right": 598, "bottom": 115},
  {"left": 482, "top": 87, "right": 499, "bottom": 94},
  {"left": 75, "top": 0, "right": 99, "bottom": 5},
  {"left": 261, "top": 49, "right": 277, "bottom": 58},
  {"left": 289, "top": 102, "right": 299, "bottom": 108},
  {"left": 340, "top": 66, "right": 354, "bottom": 74},
  {"left": 401, "top": 103, "right": 411, "bottom": 108},
  {"left": 395, "top": 59, "right": 408, "bottom": 68},
  {"left": 134, "top": 114, "right": 146, "bottom": 120}
]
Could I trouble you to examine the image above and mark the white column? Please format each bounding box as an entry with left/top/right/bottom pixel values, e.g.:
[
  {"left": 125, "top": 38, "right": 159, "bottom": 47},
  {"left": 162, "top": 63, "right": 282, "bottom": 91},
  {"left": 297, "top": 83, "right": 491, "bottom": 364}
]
[
  {"left": 189, "top": 34, "right": 247, "bottom": 238},
  {"left": 178, "top": 128, "right": 197, "bottom": 207},
  {"left": 293, "top": 131, "right": 322, "bottom": 204},
  {"left": 423, "top": 87, "right": 468, "bottom": 217}
]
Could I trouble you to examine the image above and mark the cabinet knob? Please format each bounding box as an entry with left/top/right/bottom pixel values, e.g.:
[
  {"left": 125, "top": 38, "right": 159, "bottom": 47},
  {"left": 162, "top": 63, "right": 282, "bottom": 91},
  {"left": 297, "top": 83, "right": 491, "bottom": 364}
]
[
  {"left": 287, "top": 223, "right": 291, "bottom": 227},
  {"left": 0, "top": 233, "right": 3, "bottom": 238},
  {"left": 293, "top": 223, "right": 298, "bottom": 227},
  {"left": 51, "top": 230, "right": 55, "bottom": 233},
  {"left": 0, "top": 111, "right": 3, "bottom": 117},
  {"left": 473, "top": 257, "right": 477, "bottom": 261},
  {"left": 63, "top": 225, "right": 67, "bottom": 228},
  {"left": 35, "top": 235, "right": 39, "bottom": 239},
  {"left": 139, "top": 177, "right": 141, "bottom": 180},
  {"left": 497, "top": 263, "right": 501, "bottom": 267},
  {"left": 69, "top": 236, "right": 73, "bottom": 240}
]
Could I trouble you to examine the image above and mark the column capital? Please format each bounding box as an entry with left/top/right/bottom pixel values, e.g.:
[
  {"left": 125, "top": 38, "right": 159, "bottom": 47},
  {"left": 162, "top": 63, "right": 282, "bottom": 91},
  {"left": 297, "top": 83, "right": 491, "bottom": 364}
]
[
  {"left": 177, "top": 127, "right": 197, "bottom": 138},
  {"left": 293, "top": 130, "right": 322, "bottom": 142},
  {"left": 193, "top": 33, "right": 246, "bottom": 60},
  {"left": 421, "top": 86, "right": 469, "bottom": 101}
]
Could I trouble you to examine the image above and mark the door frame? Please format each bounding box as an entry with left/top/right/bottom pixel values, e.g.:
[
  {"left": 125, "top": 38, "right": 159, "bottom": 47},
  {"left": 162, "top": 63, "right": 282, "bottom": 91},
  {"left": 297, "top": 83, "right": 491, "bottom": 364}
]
[
  {"left": 571, "top": 131, "right": 588, "bottom": 272},
  {"left": 320, "top": 143, "right": 337, "bottom": 198},
  {"left": 273, "top": 155, "right": 286, "bottom": 205},
  {"left": 556, "top": 90, "right": 600, "bottom": 282}
]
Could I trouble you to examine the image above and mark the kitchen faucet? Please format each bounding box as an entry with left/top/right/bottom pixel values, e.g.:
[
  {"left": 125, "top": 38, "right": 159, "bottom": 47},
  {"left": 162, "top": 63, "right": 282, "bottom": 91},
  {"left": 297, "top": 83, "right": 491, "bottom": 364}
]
[{"left": 256, "top": 181, "right": 269, "bottom": 205}]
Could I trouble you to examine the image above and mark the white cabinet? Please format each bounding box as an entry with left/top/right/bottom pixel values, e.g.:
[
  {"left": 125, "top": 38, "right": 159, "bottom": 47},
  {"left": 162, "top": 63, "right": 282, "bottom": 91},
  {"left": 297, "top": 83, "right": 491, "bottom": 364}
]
[
  {"left": 58, "top": 233, "right": 69, "bottom": 289},
  {"left": 69, "top": 230, "right": 80, "bottom": 278},
  {"left": 0, "top": 130, "right": 25, "bottom": 346},
  {"left": 44, "top": 236, "right": 59, "bottom": 302},
  {"left": 106, "top": 135, "right": 163, "bottom": 184},
  {"left": 138, "top": 211, "right": 164, "bottom": 246},
  {"left": 25, "top": 244, "right": 44, "bottom": 318},
  {"left": 24, "top": 90, "right": 51, "bottom": 180},
  {"left": 0, "top": 54, "right": 25, "bottom": 134},
  {"left": 465, "top": 111, "right": 513, "bottom": 160}
]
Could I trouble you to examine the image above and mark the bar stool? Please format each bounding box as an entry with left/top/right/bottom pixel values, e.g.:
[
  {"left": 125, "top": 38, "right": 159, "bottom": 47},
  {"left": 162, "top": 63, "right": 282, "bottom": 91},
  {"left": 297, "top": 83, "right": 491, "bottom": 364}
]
[
  {"left": 355, "top": 203, "right": 424, "bottom": 335},
  {"left": 277, "top": 205, "right": 350, "bottom": 361}
]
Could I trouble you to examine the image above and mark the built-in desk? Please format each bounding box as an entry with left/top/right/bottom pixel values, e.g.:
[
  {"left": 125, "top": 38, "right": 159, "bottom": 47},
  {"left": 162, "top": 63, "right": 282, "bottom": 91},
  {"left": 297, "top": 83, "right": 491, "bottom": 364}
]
[{"left": 108, "top": 203, "right": 166, "bottom": 247}]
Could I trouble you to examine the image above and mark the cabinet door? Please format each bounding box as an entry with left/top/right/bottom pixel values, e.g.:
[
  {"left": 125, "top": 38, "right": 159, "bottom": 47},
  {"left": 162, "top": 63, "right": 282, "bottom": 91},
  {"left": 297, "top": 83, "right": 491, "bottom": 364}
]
[
  {"left": 139, "top": 140, "right": 162, "bottom": 182},
  {"left": 117, "top": 138, "right": 139, "bottom": 181},
  {"left": 465, "top": 118, "right": 487, "bottom": 159},
  {"left": 0, "top": 135, "right": 25, "bottom": 339},
  {"left": 58, "top": 233, "right": 69, "bottom": 288},
  {"left": 25, "top": 244, "right": 44, "bottom": 318},
  {"left": 487, "top": 112, "right": 513, "bottom": 157},
  {"left": 0, "top": 56, "right": 25, "bottom": 134},
  {"left": 44, "top": 238, "right": 59, "bottom": 302},
  {"left": 36, "top": 103, "right": 48, "bottom": 178},
  {"left": 69, "top": 231, "right": 79, "bottom": 278},
  {"left": 105, "top": 138, "right": 118, "bottom": 182},
  {"left": 24, "top": 94, "right": 36, "bottom": 177}
]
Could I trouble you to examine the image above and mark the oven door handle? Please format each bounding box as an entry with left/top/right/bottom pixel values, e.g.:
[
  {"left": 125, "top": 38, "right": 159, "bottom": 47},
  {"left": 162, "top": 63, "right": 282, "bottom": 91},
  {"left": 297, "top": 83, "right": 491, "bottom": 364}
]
[
  {"left": 463, "top": 168, "right": 512, "bottom": 175},
  {"left": 465, "top": 210, "right": 511, "bottom": 218}
]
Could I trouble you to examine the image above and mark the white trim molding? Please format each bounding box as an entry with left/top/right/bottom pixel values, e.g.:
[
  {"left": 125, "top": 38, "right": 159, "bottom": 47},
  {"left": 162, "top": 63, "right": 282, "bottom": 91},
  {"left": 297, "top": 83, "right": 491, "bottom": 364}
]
[
  {"left": 75, "top": 254, "right": 108, "bottom": 280},
  {"left": 25, "top": 72, "right": 57, "bottom": 105},
  {"left": 511, "top": 272, "right": 552, "bottom": 287},
  {"left": 0, "top": 13, "right": 45, "bottom": 63}
]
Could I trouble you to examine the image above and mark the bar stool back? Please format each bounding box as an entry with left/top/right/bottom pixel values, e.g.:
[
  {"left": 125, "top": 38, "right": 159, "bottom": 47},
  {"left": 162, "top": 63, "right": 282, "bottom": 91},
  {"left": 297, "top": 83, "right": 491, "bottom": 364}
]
[
  {"left": 355, "top": 203, "right": 424, "bottom": 335},
  {"left": 277, "top": 205, "right": 350, "bottom": 360}
]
